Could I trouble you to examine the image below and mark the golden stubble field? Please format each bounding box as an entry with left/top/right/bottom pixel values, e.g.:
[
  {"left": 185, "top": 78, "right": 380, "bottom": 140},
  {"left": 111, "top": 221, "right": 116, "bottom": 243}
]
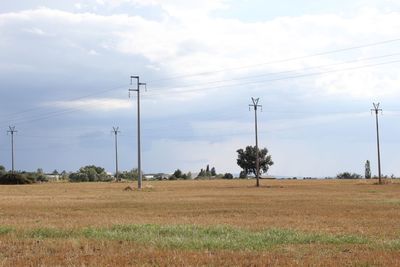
[{"left": 0, "top": 179, "right": 399, "bottom": 266}]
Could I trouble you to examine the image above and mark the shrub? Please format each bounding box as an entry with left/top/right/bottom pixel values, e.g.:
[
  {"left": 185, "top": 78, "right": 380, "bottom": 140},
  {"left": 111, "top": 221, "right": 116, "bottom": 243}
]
[
  {"left": 239, "top": 171, "right": 247, "bottom": 179},
  {"left": 0, "top": 173, "right": 34, "bottom": 185},
  {"left": 336, "top": 172, "right": 362, "bottom": 179},
  {"left": 223, "top": 173, "right": 234, "bottom": 179},
  {"left": 69, "top": 165, "right": 112, "bottom": 182}
]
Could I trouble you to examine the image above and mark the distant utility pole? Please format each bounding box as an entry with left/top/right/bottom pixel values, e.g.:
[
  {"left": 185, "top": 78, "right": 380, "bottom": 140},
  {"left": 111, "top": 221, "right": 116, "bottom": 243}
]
[
  {"left": 129, "top": 76, "right": 146, "bottom": 190},
  {"left": 249, "top": 97, "right": 262, "bottom": 187},
  {"left": 7, "top": 126, "right": 17, "bottom": 174},
  {"left": 371, "top": 103, "right": 382, "bottom": 184},
  {"left": 112, "top": 127, "right": 120, "bottom": 181}
]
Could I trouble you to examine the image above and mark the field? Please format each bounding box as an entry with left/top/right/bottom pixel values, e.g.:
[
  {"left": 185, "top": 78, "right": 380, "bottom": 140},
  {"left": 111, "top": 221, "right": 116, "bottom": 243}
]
[{"left": 0, "top": 179, "right": 399, "bottom": 266}]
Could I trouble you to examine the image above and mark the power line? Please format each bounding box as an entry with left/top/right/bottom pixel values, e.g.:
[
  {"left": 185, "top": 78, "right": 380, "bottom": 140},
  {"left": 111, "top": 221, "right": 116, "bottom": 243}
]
[
  {"left": 146, "top": 59, "right": 400, "bottom": 97},
  {"left": 150, "top": 52, "right": 400, "bottom": 91},
  {"left": 0, "top": 85, "right": 126, "bottom": 126},
  {"left": 149, "top": 37, "right": 400, "bottom": 84},
  {"left": 2, "top": 37, "right": 400, "bottom": 126},
  {"left": 2, "top": 52, "right": 400, "bottom": 127}
]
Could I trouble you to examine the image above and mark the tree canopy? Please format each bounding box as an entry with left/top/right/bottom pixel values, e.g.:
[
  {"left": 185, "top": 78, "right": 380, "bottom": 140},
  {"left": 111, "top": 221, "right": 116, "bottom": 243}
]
[
  {"left": 69, "top": 165, "right": 111, "bottom": 182},
  {"left": 236, "top": 146, "right": 273, "bottom": 178}
]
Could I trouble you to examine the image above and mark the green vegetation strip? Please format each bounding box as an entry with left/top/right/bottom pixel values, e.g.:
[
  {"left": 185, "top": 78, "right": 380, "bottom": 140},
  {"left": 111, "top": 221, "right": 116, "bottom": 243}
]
[{"left": 0, "top": 224, "right": 398, "bottom": 250}]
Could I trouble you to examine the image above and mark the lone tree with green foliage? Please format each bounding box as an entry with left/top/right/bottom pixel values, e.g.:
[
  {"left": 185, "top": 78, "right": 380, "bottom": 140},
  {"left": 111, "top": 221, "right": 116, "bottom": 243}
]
[
  {"left": 236, "top": 146, "right": 273, "bottom": 179},
  {"left": 365, "top": 160, "right": 371, "bottom": 179}
]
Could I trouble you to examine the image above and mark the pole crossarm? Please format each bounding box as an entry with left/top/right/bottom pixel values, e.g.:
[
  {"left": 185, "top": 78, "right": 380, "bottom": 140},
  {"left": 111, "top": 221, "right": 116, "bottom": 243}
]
[{"left": 249, "top": 97, "right": 262, "bottom": 111}]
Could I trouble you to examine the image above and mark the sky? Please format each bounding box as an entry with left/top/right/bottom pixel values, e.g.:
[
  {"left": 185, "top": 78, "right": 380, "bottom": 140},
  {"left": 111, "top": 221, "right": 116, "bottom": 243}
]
[{"left": 0, "top": 0, "right": 400, "bottom": 177}]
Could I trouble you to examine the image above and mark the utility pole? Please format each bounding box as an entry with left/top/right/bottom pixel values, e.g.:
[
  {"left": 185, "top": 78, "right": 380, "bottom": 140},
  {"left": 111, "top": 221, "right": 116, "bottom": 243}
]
[
  {"left": 112, "top": 127, "right": 120, "bottom": 181},
  {"left": 129, "top": 76, "right": 146, "bottom": 190},
  {"left": 249, "top": 98, "right": 262, "bottom": 187},
  {"left": 371, "top": 103, "right": 382, "bottom": 184},
  {"left": 7, "top": 126, "right": 17, "bottom": 174}
]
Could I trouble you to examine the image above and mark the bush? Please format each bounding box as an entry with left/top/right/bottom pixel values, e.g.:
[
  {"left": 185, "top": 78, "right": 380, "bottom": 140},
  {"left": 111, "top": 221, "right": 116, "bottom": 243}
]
[
  {"left": 0, "top": 173, "right": 35, "bottom": 185},
  {"left": 223, "top": 173, "right": 234, "bottom": 179},
  {"left": 239, "top": 171, "right": 247, "bottom": 179},
  {"left": 336, "top": 172, "right": 362, "bottom": 179},
  {"left": 69, "top": 165, "right": 112, "bottom": 182}
]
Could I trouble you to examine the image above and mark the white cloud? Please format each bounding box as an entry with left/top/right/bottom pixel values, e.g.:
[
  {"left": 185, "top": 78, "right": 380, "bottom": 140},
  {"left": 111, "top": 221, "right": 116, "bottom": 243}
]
[
  {"left": 46, "top": 98, "right": 132, "bottom": 112},
  {"left": 2, "top": 6, "right": 399, "bottom": 101}
]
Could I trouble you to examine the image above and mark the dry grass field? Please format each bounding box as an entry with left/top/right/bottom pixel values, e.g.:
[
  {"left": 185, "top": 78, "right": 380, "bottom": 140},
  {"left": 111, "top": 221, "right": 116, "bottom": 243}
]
[{"left": 0, "top": 179, "right": 399, "bottom": 266}]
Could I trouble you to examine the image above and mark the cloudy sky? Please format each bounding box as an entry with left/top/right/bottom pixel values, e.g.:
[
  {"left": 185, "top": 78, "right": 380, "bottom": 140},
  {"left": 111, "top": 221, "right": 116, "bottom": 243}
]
[{"left": 1, "top": 0, "right": 400, "bottom": 177}]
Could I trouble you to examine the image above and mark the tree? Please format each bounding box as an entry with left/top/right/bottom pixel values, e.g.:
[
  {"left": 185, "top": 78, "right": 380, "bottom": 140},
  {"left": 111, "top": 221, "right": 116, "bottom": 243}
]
[
  {"left": 365, "top": 160, "right": 371, "bottom": 179},
  {"left": 206, "top": 165, "right": 210, "bottom": 176},
  {"left": 119, "top": 169, "right": 139, "bottom": 180},
  {"left": 172, "top": 169, "right": 182, "bottom": 179},
  {"left": 236, "top": 146, "right": 273, "bottom": 177},
  {"left": 0, "top": 165, "right": 5, "bottom": 175},
  {"left": 211, "top": 167, "right": 216, "bottom": 176},
  {"left": 69, "top": 165, "right": 111, "bottom": 182},
  {"left": 197, "top": 168, "right": 206, "bottom": 178}
]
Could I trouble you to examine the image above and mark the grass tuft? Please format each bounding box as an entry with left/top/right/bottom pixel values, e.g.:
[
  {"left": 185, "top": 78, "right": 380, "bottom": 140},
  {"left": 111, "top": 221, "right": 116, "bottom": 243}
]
[
  {"left": 26, "top": 228, "right": 76, "bottom": 239},
  {"left": 0, "top": 226, "right": 13, "bottom": 235}
]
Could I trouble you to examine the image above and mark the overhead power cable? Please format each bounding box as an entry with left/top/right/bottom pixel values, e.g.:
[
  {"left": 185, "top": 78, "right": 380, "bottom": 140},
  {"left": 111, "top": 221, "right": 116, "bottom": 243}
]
[
  {"left": 146, "top": 59, "right": 400, "bottom": 96},
  {"left": 2, "top": 37, "right": 400, "bottom": 126},
  {"left": 149, "top": 52, "right": 400, "bottom": 92},
  {"left": 148, "top": 37, "right": 400, "bottom": 84}
]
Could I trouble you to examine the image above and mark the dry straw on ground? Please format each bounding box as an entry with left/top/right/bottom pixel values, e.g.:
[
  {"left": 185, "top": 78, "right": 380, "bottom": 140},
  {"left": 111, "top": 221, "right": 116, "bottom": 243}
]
[{"left": 0, "top": 179, "right": 399, "bottom": 266}]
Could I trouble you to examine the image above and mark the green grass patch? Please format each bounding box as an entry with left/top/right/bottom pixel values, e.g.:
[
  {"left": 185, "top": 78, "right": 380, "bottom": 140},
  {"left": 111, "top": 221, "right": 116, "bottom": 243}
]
[
  {"left": 386, "top": 239, "right": 400, "bottom": 250},
  {"left": 382, "top": 199, "right": 400, "bottom": 205},
  {"left": 81, "top": 224, "right": 369, "bottom": 250},
  {"left": 0, "top": 224, "right": 382, "bottom": 251},
  {"left": 25, "top": 227, "right": 77, "bottom": 239},
  {"left": 0, "top": 226, "right": 13, "bottom": 235}
]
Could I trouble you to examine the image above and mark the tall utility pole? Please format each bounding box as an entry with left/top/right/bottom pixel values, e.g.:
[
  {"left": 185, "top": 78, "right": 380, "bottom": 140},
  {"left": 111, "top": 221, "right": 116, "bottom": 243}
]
[
  {"left": 371, "top": 103, "right": 382, "bottom": 184},
  {"left": 249, "top": 98, "right": 262, "bottom": 187},
  {"left": 7, "top": 126, "right": 17, "bottom": 174},
  {"left": 129, "top": 76, "right": 146, "bottom": 190},
  {"left": 112, "top": 127, "right": 120, "bottom": 181}
]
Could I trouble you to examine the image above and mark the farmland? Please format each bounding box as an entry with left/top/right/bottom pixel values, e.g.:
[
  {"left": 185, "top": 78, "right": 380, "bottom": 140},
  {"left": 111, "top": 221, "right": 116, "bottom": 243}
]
[{"left": 0, "top": 179, "right": 399, "bottom": 266}]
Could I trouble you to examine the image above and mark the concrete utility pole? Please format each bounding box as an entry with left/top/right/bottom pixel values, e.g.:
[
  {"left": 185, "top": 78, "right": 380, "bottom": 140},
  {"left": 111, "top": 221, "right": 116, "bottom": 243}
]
[
  {"left": 371, "top": 103, "right": 382, "bottom": 184},
  {"left": 129, "top": 76, "right": 146, "bottom": 189},
  {"left": 112, "top": 127, "right": 120, "bottom": 181},
  {"left": 249, "top": 98, "right": 262, "bottom": 187},
  {"left": 7, "top": 126, "right": 17, "bottom": 174}
]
